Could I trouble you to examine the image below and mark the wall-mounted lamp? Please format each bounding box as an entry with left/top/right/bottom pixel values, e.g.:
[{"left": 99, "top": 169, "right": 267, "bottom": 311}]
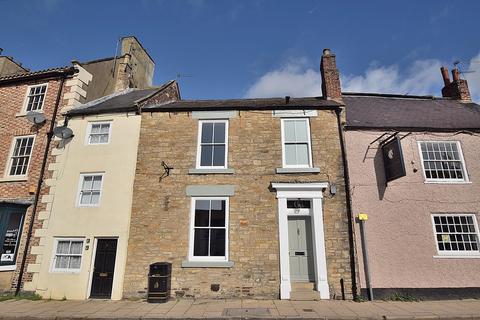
[{"left": 329, "top": 183, "right": 337, "bottom": 196}]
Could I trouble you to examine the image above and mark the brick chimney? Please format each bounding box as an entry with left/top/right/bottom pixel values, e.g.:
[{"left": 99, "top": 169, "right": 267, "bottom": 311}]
[
  {"left": 440, "top": 66, "right": 471, "bottom": 102},
  {"left": 320, "top": 48, "right": 342, "bottom": 101}
]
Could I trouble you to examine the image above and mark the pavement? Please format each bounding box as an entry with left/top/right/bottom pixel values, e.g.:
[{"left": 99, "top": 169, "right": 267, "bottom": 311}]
[{"left": 0, "top": 298, "right": 480, "bottom": 320}]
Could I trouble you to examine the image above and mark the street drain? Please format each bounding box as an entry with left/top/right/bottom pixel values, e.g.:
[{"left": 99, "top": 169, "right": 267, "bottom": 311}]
[
  {"left": 303, "top": 309, "right": 314, "bottom": 312},
  {"left": 223, "top": 308, "right": 271, "bottom": 316}
]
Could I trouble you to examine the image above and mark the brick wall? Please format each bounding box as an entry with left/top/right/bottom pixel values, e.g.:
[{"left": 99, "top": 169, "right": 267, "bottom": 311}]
[
  {"left": 124, "top": 109, "right": 354, "bottom": 299},
  {"left": 0, "top": 78, "right": 64, "bottom": 292}
]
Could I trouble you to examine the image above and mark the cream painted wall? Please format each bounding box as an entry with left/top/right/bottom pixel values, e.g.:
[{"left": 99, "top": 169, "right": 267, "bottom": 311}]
[
  {"left": 34, "top": 113, "right": 141, "bottom": 300},
  {"left": 346, "top": 131, "right": 480, "bottom": 289}
]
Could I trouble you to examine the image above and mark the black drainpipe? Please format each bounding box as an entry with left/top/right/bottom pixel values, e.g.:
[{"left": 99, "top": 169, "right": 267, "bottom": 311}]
[
  {"left": 335, "top": 107, "right": 358, "bottom": 300},
  {"left": 15, "top": 69, "right": 74, "bottom": 295}
]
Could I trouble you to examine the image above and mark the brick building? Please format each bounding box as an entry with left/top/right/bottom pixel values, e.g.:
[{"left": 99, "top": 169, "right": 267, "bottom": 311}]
[
  {"left": 121, "top": 49, "right": 357, "bottom": 300},
  {"left": 0, "top": 36, "right": 155, "bottom": 294}
]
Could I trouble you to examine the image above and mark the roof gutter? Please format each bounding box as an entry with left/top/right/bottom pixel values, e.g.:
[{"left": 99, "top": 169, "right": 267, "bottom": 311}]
[
  {"left": 345, "top": 126, "right": 480, "bottom": 133},
  {"left": 0, "top": 67, "right": 76, "bottom": 85},
  {"left": 143, "top": 104, "right": 343, "bottom": 113}
]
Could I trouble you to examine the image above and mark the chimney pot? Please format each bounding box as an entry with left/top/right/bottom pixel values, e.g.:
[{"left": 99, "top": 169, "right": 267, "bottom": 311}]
[
  {"left": 440, "top": 67, "right": 451, "bottom": 86},
  {"left": 452, "top": 68, "right": 460, "bottom": 81}
]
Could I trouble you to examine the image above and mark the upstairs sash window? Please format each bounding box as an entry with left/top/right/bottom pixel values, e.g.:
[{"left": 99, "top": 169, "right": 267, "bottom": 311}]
[
  {"left": 196, "top": 120, "right": 228, "bottom": 168},
  {"left": 281, "top": 118, "right": 312, "bottom": 168},
  {"left": 419, "top": 141, "right": 468, "bottom": 182}
]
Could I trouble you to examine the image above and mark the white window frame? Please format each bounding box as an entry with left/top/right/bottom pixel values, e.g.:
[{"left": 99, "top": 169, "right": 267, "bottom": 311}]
[
  {"left": 76, "top": 173, "right": 105, "bottom": 207},
  {"left": 418, "top": 141, "right": 469, "bottom": 183},
  {"left": 195, "top": 119, "right": 229, "bottom": 169},
  {"left": 50, "top": 238, "right": 84, "bottom": 273},
  {"left": 281, "top": 118, "right": 313, "bottom": 168},
  {"left": 188, "top": 197, "right": 229, "bottom": 262},
  {"left": 431, "top": 214, "right": 480, "bottom": 257},
  {"left": 85, "top": 121, "right": 112, "bottom": 145},
  {"left": 22, "top": 83, "right": 48, "bottom": 113},
  {"left": 4, "top": 135, "right": 36, "bottom": 178}
]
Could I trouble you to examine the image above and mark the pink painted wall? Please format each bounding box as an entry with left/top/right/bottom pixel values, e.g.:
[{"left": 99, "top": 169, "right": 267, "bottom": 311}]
[{"left": 345, "top": 130, "right": 480, "bottom": 289}]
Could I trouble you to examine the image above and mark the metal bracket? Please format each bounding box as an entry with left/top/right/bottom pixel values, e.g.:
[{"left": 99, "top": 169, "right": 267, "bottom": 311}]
[{"left": 159, "top": 161, "right": 174, "bottom": 182}]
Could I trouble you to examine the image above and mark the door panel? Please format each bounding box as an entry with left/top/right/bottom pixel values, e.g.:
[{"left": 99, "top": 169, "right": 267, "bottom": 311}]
[
  {"left": 90, "top": 239, "right": 117, "bottom": 298},
  {"left": 288, "top": 217, "right": 314, "bottom": 281}
]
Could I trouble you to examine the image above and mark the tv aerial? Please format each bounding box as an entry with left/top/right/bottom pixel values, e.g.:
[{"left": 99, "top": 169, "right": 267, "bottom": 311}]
[
  {"left": 25, "top": 111, "right": 46, "bottom": 125},
  {"left": 53, "top": 126, "right": 74, "bottom": 139}
]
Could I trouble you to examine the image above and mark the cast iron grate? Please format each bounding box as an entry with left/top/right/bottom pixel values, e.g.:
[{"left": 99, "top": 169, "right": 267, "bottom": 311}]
[{"left": 223, "top": 308, "right": 271, "bottom": 316}]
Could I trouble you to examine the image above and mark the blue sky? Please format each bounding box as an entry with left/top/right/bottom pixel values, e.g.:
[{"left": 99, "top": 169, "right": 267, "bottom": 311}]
[{"left": 1, "top": 0, "right": 479, "bottom": 101}]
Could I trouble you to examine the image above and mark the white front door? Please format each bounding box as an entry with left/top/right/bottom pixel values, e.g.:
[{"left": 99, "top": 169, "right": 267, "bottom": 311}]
[{"left": 288, "top": 216, "right": 315, "bottom": 282}]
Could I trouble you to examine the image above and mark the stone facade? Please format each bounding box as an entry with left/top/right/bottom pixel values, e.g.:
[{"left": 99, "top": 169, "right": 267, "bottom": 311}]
[{"left": 124, "top": 108, "right": 354, "bottom": 299}]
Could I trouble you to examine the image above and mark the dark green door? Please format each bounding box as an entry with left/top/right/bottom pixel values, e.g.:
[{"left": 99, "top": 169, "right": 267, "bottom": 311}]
[{"left": 90, "top": 239, "right": 117, "bottom": 298}]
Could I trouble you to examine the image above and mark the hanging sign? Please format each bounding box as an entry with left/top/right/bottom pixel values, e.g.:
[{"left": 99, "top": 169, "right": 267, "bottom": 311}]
[{"left": 382, "top": 136, "right": 406, "bottom": 182}]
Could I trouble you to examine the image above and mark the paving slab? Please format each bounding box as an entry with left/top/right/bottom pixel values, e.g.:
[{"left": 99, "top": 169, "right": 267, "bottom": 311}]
[{"left": 1, "top": 298, "right": 480, "bottom": 319}]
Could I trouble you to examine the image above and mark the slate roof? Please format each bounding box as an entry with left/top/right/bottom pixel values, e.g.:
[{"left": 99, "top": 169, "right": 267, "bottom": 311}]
[
  {"left": 66, "top": 79, "right": 178, "bottom": 116},
  {"left": 0, "top": 66, "right": 74, "bottom": 82},
  {"left": 143, "top": 97, "right": 342, "bottom": 111},
  {"left": 343, "top": 93, "right": 480, "bottom": 131}
]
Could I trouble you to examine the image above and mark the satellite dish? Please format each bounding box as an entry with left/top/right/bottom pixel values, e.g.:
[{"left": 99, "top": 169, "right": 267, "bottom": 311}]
[
  {"left": 25, "top": 111, "right": 46, "bottom": 124},
  {"left": 53, "top": 126, "right": 74, "bottom": 139}
]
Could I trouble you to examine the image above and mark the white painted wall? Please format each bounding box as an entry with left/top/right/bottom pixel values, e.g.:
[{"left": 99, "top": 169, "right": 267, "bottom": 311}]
[{"left": 34, "top": 113, "right": 141, "bottom": 300}]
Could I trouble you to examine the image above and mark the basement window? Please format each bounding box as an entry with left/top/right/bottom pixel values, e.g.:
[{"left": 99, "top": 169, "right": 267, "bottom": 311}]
[
  {"left": 432, "top": 214, "right": 480, "bottom": 256},
  {"left": 418, "top": 141, "right": 468, "bottom": 182}
]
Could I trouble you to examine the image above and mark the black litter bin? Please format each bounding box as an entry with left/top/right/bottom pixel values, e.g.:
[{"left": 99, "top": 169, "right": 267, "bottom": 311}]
[{"left": 147, "top": 262, "right": 171, "bottom": 303}]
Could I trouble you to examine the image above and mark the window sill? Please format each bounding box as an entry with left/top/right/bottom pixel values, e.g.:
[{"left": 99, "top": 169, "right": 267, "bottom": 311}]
[
  {"left": 50, "top": 270, "right": 81, "bottom": 274},
  {"left": 189, "top": 168, "right": 235, "bottom": 175},
  {"left": 0, "top": 176, "right": 28, "bottom": 183},
  {"left": 181, "top": 260, "right": 234, "bottom": 268},
  {"left": 433, "top": 255, "right": 480, "bottom": 259},
  {"left": 0, "top": 265, "right": 16, "bottom": 272},
  {"left": 276, "top": 167, "right": 320, "bottom": 174},
  {"left": 15, "top": 111, "right": 44, "bottom": 117},
  {"left": 424, "top": 181, "right": 472, "bottom": 185}
]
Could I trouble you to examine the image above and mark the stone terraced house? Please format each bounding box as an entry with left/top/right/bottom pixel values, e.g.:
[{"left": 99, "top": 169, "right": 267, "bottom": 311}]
[{"left": 120, "top": 49, "right": 357, "bottom": 300}]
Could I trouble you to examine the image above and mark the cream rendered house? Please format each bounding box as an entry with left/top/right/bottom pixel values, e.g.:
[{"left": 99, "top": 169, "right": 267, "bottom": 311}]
[{"left": 24, "top": 82, "right": 180, "bottom": 300}]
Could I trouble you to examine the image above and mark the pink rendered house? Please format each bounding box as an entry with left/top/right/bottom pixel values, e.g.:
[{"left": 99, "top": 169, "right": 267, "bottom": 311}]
[{"left": 342, "top": 67, "right": 480, "bottom": 300}]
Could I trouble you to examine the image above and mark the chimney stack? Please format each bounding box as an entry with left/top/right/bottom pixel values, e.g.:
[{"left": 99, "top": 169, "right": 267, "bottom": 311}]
[
  {"left": 320, "top": 48, "right": 342, "bottom": 101},
  {"left": 440, "top": 66, "right": 471, "bottom": 102}
]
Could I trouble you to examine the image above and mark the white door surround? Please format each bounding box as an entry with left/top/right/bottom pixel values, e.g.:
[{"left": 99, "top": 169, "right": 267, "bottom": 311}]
[{"left": 271, "top": 182, "right": 330, "bottom": 300}]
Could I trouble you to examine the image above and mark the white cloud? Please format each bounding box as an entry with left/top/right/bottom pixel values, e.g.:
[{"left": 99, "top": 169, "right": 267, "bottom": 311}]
[
  {"left": 244, "top": 54, "right": 480, "bottom": 102},
  {"left": 244, "top": 58, "right": 321, "bottom": 98},
  {"left": 464, "top": 53, "right": 480, "bottom": 102}
]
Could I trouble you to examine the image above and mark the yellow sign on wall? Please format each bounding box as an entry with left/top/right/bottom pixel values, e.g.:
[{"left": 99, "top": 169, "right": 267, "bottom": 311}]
[{"left": 358, "top": 213, "right": 368, "bottom": 221}]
